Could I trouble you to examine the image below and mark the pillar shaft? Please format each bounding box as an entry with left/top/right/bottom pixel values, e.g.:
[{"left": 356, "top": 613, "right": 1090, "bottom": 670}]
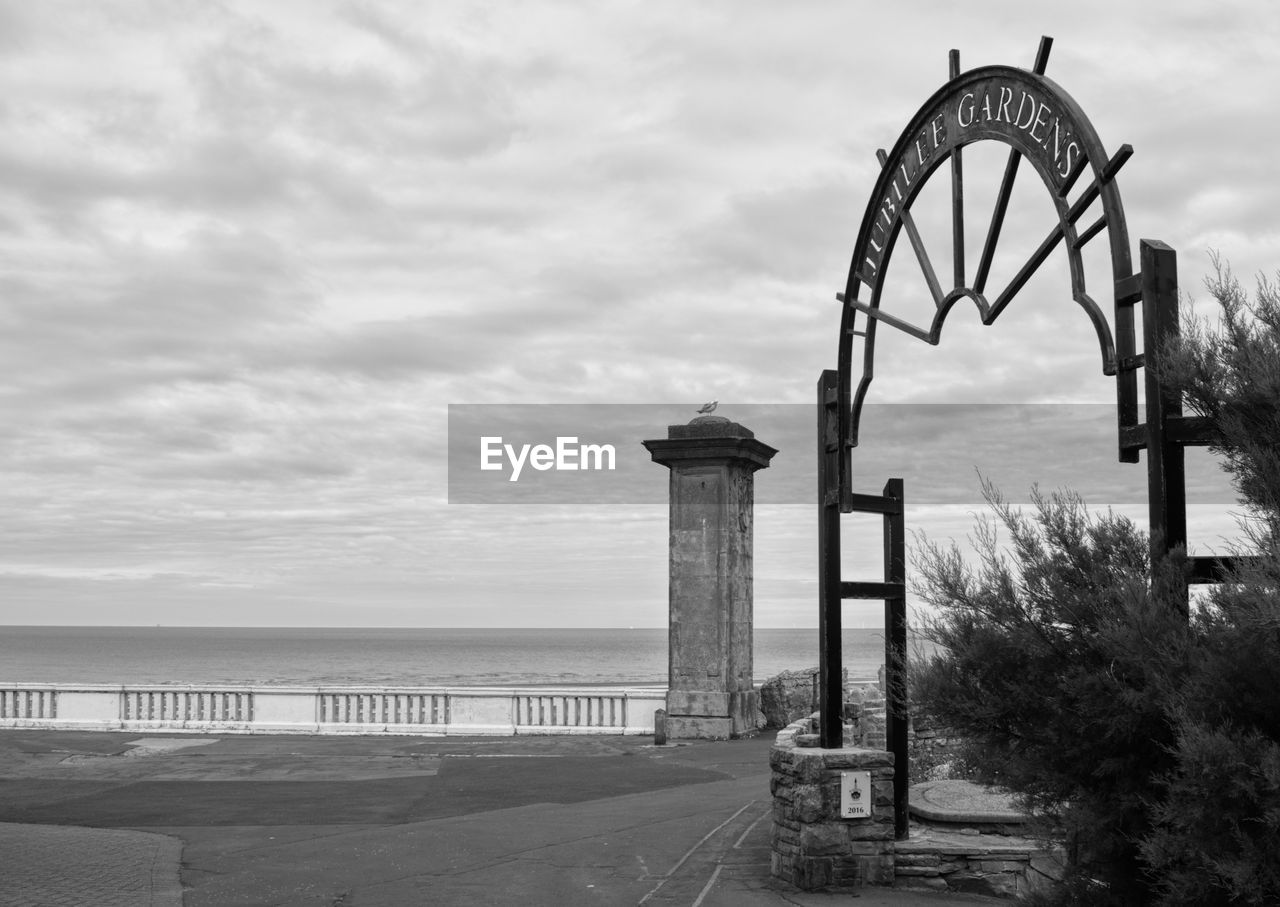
[{"left": 644, "top": 416, "right": 776, "bottom": 739}]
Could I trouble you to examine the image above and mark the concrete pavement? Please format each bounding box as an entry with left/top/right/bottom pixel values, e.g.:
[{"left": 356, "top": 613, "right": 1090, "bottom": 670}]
[
  {"left": 0, "top": 822, "right": 183, "bottom": 906},
  {"left": 0, "top": 730, "right": 1006, "bottom": 906}
]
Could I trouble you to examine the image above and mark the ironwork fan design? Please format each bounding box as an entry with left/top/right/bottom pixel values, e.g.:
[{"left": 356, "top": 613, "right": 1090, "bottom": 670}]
[{"left": 835, "top": 37, "right": 1141, "bottom": 479}]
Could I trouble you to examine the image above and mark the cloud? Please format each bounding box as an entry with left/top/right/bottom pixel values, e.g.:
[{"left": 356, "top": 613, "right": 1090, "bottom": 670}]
[{"left": 0, "top": 2, "right": 1275, "bottom": 628}]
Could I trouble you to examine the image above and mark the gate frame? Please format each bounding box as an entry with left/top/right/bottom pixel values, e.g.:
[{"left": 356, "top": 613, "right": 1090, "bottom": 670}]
[{"left": 818, "top": 36, "right": 1247, "bottom": 841}]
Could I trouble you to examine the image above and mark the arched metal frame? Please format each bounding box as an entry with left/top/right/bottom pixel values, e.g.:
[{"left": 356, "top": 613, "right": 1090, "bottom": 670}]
[
  {"left": 836, "top": 38, "right": 1138, "bottom": 496},
  {"left": 816, "top": 37, "right": 1241, "bottom": 839}
]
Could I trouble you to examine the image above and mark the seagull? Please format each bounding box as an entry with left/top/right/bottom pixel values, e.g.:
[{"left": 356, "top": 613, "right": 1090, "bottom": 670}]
[{"left": 697, "top": 401, "right": 718, "bottom": 414}]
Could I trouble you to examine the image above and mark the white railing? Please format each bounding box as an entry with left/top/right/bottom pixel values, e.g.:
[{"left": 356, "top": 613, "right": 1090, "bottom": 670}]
[
  {"left": 318, "top": 691, "right": 448, "bottom": 727},
  {"left": 122, "top": 689, "right": 253, "bottom": 723},
  {"left": 1, "top": 688, "right": 57, "bottom": 720},
  {"left": 0, "top": 683, "right": 666, "bottom": 736},
  {"left": 513, "top": 692, "right": 625, "bottom": 730}
]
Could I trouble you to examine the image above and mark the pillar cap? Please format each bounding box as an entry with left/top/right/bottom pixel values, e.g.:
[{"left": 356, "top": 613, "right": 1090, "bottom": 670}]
[{"left": 642, "top": 416, "right": 777, "bottom": 470}]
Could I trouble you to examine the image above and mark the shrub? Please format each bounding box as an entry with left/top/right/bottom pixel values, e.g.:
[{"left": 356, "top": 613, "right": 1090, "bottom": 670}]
[
  {"left": 1144, "top": 260, "right": 1280, "bottom": 906},
  {"left": 912, "top": 262, "right": 1280, "bottom": 905},
  {"left": 912, "top": 482, "right": 1190, "bottom": 904}
]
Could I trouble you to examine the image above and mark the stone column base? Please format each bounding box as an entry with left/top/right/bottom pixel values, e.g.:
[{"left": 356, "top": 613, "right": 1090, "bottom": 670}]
[
  {"left": 770, "top": 717, "right": 896, "bottom": 889},
  {"left": 665, "top": 715, "right": 733, "bottom": 739},
  {"left": 665, "top": 689, "right": 758, "bottom": 739}
]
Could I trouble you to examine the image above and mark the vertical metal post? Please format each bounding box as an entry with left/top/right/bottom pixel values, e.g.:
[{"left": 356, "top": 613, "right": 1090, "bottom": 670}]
[
  {"left": 1115, "top": 279, "right": 1141, "bottom": 464},
  {"left": 818, "top": 370, "right": 843, "bottom": 748},
  {"left": 882, "top": 477, "right": 909, "bottom": 840},
  {"left": 949, "top": 49, "right": 965, "bottom": 291},
  {"left": 1140, "top": 239, "right": 1188, "bottom": 608}
]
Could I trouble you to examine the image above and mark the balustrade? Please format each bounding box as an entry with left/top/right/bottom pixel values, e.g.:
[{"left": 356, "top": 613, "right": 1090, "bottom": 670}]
[
  {"left": 0, "top": 684, "right": 664, "bottom": 736},
  {"left": 121, "top": 689, "right": 253, "bottom": 723},
  {"left": 318, "top": 691, "right": 448, "bottom": 726},
  {"left": 515, "top": 693, "right": 623, "bottom": 728},
  {"left": 1, "top": 687, "right": 57, "bottom": 720}
]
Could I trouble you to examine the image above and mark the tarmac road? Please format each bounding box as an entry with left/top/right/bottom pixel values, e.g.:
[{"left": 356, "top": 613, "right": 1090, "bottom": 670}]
[{"left": 0, "top": 730, "right": 1004, "bottom": 906}]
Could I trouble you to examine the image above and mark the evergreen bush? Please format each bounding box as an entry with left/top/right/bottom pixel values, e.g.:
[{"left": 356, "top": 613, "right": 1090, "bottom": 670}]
[
  {"left": 911, "top": 262, "right": 1280, "bottom": 906},
  {"left": 1141, "top": 261, "right": 1280, "bottom": 906}
]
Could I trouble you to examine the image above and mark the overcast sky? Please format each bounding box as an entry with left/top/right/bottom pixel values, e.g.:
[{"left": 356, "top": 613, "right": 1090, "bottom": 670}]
[{"left": 2, "top": 2, "right": 1275, "bottom": 628}]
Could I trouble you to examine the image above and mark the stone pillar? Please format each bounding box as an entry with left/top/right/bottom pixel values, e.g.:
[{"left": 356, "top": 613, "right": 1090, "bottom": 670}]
[
  {"left": 643, "top": 415, "right": 776, "bottom": 739},
  {"left": 770, "top": 718, "right": 896, "bottom": 889}
]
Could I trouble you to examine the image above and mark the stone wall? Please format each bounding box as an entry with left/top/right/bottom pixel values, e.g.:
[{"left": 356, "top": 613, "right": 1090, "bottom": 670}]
[
  {"left": 897, "top": 829, "right": 1066, "bottom": 898},
  {"left": 757, "top": 668, "right": 881, "bottom": 729},
  {"left": 770, "top": 716, "right": 1067, "bottom": 899},
  {"left": 757, "top": 669, "right": 818, "bottom": 728},
  {"left": 908, "top": 713, "right": 969, "bottom": 780},
  {"left": 769, "top": 716, "right": 896, "bottom": 889},
  {"left": 757, "top": 665, "right": 966, "bottom": 767}
]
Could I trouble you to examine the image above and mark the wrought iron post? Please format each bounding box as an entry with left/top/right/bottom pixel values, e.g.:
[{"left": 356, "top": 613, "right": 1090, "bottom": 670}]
[
  {"left": 1140, "top": 239, "right": 1189, "bottom": 609},
  {"left": 881, "top": 477, "right": 908, "bottom": 840},
  {"left": 818, "top": 370, "right": 843, "bottom": 749}
]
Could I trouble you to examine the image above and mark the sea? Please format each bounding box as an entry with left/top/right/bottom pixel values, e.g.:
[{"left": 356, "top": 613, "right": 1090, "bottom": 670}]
[{"left": 0, "top": 627, "right": 913, "bottom": 688}]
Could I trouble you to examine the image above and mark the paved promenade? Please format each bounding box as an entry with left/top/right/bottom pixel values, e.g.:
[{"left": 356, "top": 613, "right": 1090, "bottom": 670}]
[{"left": 0, "top": 730, "right": 1004, "bottom": 906}]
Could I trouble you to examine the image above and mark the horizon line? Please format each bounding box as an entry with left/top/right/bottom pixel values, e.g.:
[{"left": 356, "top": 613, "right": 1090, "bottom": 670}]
[{"left": 0, "top": 623, "right": 892, "bottom": 631}]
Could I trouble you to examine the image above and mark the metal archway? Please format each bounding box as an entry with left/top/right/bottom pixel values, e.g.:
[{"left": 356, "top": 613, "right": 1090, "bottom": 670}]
[
  {"left": 836, "top": 37, "right": 1136, "bottom": 484},
  {"left": 816, "top": 37, "right": 1238, "bottom": 840}
]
